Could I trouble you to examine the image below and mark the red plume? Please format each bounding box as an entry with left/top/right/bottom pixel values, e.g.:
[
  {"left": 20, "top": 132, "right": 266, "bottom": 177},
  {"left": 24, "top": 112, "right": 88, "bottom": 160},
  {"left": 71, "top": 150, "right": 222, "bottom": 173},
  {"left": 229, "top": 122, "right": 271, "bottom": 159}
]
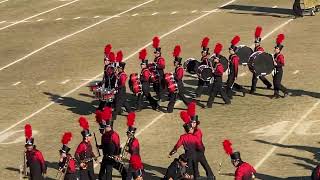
[
  {"left": 116, "top": 51, "right": 123, "bottom": 62},
  {"left": 95, "top": 110, "right": 103, "bottom": 123},
  {"left": 127, "top": 112, "right": 136, "bottom": 127},
  {"left": 139, "top": 49, "right": 147, "bottom": 60},
  {"left": 109, "top": 52, "right": 115, "bottom": 62},
  {"left": 152, "top": 36, "right": 160, "bottom": 48},
  {"left": 180, "top": 111, "right": 190, "bottom": 124},
  {"left": 187, "top": 101, "right": 196, "bottom": 117},
  {"left": 214, "top": 43, "right": 223, "bottom": 55},
  {"left": 102, "top": 107, "right": 112, "bottom": 120},
  {"left": 223, "top": 139, "right": 233, "bottom": 155},
  {"left": 104, "top": 44, "right": 112, "bottom": 55},
  {"left": 79, "top": 116, "right": 89, "bottom": 130},
  {"left": 61, "top": 132, "right": 72, "bottom": 145},
  {"left": 24, "top": 124, "right": 32, "bottom": 139},
  {"left": 255, "top": 26, "right": 262, "bottom": 38},
  {"left": 231, "top": 35, "right": 240, "bottom": 46},
  {"left": 173, "top": 45, "right": 181, "bottom": 57},
  {"left": 201, "top": 37, "right": 210, "bottom": 48},
  {"left": 276, "top": 34, "right": 285, "bottom": 45}
]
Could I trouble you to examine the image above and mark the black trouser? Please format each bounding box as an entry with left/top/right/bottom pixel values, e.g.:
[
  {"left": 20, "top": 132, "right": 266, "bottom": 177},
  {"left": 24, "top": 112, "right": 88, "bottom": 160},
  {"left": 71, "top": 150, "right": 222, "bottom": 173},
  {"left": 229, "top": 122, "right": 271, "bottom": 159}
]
[
  {"left": 98, "top": 101, "right": 113, "bottom": 111},
  {"left": 251, "top": 73, "right": 272, "bottom": 92},
  {"left": 167, "top": 82, "right": 191, "bottom": 113},
  {"left": 207, "top": 77, "right": 230, "bottom": 107},
  {"left": 293, "top": 0, "right": 303, "bottom": 16},
  {"left": 153, "top": 69, "right": 165, "bottom": 100},
  {"left": 126, "top": 167, "right": 144, "bottom": 180},
  {"left": 29, "top": 163, "right": 44, "bottom": 180},
  {"left": 273, "top": 68, "right": 288, "bottom": 96},
  {"left": 79, "top": 161, "right": 95, "bottom": 180},
  {"left": 185, "top": 151, "right": 198, "bottom": 180},
  {"left": 194, "top": 151, "right": 215, "bottom": 180},
  {"left": 99, "top": 156, "right": 126, "bottom": 180},
  {"left": 195, "top": 79, "right": 206, "bottom": 97},
  {"left": 226, "top": 74, "right": 245, "bottom": 98},
  {"left": 64, "top": 173, "right": 77, "bottom": 180},
  {"left": 137, "top": 82, "right": 158, "bottom": 110},
  {"left": 113, "top": 88, "right": 132, "bottom": 120}
]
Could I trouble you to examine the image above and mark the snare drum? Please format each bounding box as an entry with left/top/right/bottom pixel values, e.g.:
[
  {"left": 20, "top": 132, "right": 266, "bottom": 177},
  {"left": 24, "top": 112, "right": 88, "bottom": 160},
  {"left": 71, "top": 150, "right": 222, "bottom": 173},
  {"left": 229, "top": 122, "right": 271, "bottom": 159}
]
[
  {"left": 95, "top": 88, "right": 116, "bottom": 102},
  {"left": 88, "top": 81, "right": 101, "bottom": 92},
  {"left": 236, "top": 45, "right": 254, "bottom": 65},
  {"left": 167, "top": 80, "right": 178, "bottom": 93},
  {"left": 183, "top": 58, "right": 200, "bottom": 74},
  {"left": 150, "top": 71, "right": 159, "bottom": 83},
  {"left": 197, "top": 65, "right": 213, "bottom": 81},
  {"left": 248, "top": 51, "right": 274, "bottom": 76},
  {"left": 129, "top": 73, "right": 142, "bottom": 94}
]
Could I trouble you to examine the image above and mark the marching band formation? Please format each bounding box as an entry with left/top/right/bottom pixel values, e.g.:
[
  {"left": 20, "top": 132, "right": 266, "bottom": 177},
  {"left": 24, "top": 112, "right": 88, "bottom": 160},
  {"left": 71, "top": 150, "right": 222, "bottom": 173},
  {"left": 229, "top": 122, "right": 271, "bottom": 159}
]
[{"left": 22, "top": 26, "right": 306, "bottom": 180}]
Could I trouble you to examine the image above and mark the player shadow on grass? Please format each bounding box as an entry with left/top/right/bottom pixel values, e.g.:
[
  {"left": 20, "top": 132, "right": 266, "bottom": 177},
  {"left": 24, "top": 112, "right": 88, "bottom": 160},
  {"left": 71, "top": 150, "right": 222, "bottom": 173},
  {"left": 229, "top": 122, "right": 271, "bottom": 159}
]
[
  {"left": 255, "top": 173, "right": 311, "bottom": 179},
  {"left": 220, "top": 4, "right": 295, "bottom": 18},
  {"left": 254, "top": 139, "right": 319, "bottom": 173}
]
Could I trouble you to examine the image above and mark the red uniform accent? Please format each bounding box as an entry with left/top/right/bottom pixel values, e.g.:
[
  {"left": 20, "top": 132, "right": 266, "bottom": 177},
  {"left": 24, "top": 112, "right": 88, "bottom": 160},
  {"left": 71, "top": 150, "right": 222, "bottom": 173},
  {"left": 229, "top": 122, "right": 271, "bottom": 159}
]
[
  {"left": 26, "top": 149, "right": 46, "bottom": 173},
  {"left": 106, "top": 65, "right": 114, "bottom": 76},
  {"left": 155, "top": 57, "right": 165, "bottom": 69},
  {"left": 67, "top": 155, "right": 76, "bottom": 173},
  {"left": 201, "top": 56, "right": 211, "bottom": 66},
  {"left": 129, "top": 138, "right": 143, "bottom": 170},
  {"left": 235, "top": 162, "right": 256, "bottom": 180},
  {"left": 275, "top": 53, "right": 285, "bottom": 67},
  {"left": 231, "top": 55, "right": 239, "bottom": 77},
  {"left": 35, "top": 150, "right": 46, "bottom": 171},
  {"left": 214, "top": 63, "right": 224, "bottom": 76},
  {"left": 141, "top": 68, "right": 151, "bottom": 82},
  {"left": 194, "top": 127, "right": 205, "bottom": 149},
  {"left": 101, "top": 130, "right": 121, "bottom": 155},
  {"left": 254, "top": 46, "right": 264, "bottom": 52},
  {"left": 175, "top": 66, "right": 184, "bottom": 81},
  {"left": 174, "top": 133, "right": 204, "bottom": 153},
  {"left": 118, "top": 72, "right": 127, "bottom": 87},
  {"left": 75, "top": 141, "right": 95, "bottom": 159}
]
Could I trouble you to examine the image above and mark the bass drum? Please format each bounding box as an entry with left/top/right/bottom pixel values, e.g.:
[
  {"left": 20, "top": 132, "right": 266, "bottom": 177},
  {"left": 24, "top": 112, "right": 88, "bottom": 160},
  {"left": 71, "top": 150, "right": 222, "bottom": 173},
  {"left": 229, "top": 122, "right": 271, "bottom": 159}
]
[
  {"left": 197, "top": 65, "right": 213, "bottom": 81},
  {"left": 248, "top": 51, "right": 274, "bottom": 76},
  {"left": 183, "top": 58, "right": 200, "bottom": 74},
  {"left": 236, "top": 45, "right": 254, "bottom": 65}
]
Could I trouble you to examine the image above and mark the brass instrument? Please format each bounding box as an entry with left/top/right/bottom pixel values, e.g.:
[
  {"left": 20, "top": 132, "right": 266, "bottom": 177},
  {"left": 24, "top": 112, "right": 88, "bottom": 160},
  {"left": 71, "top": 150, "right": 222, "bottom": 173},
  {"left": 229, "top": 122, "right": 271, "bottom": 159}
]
[
  {"left": 56, "top": 156, "right": 70, "bottom": 180},
  {"left": 120, "top": 136, "right": 132, "bottom": 160},
  {"left": 21, "top": 151, "right": 29, "bottom": 179},
  {"left": 79, "top": 157, "right": 96, "bottom": 169}
]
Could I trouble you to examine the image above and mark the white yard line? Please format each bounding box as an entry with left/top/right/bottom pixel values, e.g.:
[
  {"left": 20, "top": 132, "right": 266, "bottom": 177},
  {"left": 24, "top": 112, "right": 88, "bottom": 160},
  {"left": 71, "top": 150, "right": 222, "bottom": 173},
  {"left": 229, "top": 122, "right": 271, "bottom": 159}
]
[
  {"left": 55, "top": 18, "right": 63, "bottom": 21},
  {"left": 272, "top": 5, "right": 278, "bottom": 8},
  {"left": 254, "top": 100, "right": 320, "bottom": 170},
  {"left": 60, "top": 79, "right": 70, "bottom": 84},
  {"left": 0, "top": 0, "right": 155, "bottom": 72},
  {"left": 36, "top": 80, "right": 46, "bottom": 85},
  {"left": 293, "top": 70, "right": 299, "bottom": 74},
  {"left": 170, "top": 11, "right": 178, "bottom": 15},
  {"left": 93, "top": 16, "right": 100, "bottom": 18},
  {"left": 239, "top": 72, "right": 247, "bottom": 77},
  {"left": 191, "top": 10, "right": 198, "bottom": 13},
  {"left": 12, "top": 81, "right": 21, "bottom": 86},
  {"left": 0, "top": 0, "right": 8, "bottom": 4},
  {"left": 0, "top": 0, "right": 235, "bottom": 136},
  {"left": 0, "top": 21, "right": 6, "bottom": 24},
  {"left": 0, "top": 0, "right": 80, "bottom": 31},
  {"left": 37, "top": 19, "right": 44, "bottom": 22},
  {"left": 151, "top": 12, "right": 159, "bottom": 15},
  {"left": 73, "top": 16, "right": 81, "bottom": 19},
  {"left": 131, "top": 13, "right": 139, "bottom": 17}
]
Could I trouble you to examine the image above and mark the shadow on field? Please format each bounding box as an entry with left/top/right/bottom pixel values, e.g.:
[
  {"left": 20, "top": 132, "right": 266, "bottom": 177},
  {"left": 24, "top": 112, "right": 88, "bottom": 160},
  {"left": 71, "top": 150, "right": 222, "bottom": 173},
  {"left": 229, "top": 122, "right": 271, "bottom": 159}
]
[
  {"left": 255, "top": 173, "right": 310, "bottom": 179},
  {"left": 254, "top": 139, "right": 319, "bottom": 174},
  {"left": 220, "top": 4, "right": 294, "bottom": 18},
  {"left": 143, "top": 162, "right": 167, "bottom": 179}
]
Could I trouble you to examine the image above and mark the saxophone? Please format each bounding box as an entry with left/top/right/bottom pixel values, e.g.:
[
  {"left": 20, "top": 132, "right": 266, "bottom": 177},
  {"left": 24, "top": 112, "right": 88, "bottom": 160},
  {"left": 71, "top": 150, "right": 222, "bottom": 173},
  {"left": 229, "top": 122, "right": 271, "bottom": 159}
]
[{"left": 56, "top": 156, "right": 71, "bottom": 180}]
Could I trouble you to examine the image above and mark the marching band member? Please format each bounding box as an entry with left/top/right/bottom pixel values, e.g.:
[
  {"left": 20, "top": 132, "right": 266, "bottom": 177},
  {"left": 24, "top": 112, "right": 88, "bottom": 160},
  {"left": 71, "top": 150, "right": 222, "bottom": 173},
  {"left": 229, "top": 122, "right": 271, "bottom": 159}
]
[
  {"left": 152, "top": 36, "right": 166, "bottom": 101},
  {"left": 95, "top": 108, "right": 127, "bottom": 180},
  {"left": 250, "top": 26, "right": 272, "bottom": 94},
  {"left": 75, "top": 117, "right": 97, "bottom": 180},
  {"left": 58, "top": 132, "right": 76, "bottom": 180},
  {"left": 226, "top": 35, "right": 246, "bottom": 99},
  {"left": 207, "top": 43, "right": 231, "bottom": 108},
  {"left": 312, "top": 164, "right": 320, "bottom": 179},
  {"left": 98, "top": 52, "right": 117, "bottom": 110},
  {"left": 195, "top": 37, "right": 211, "bottom": 98},
  {"left": 126, "top": 112, "right": 144, "bottom": 180},
  {"left": 188, "top": 102, "right": 215, "bottom": 180},
  {"left": 273, "top": 34, "right": 289, "bottom": 98},
  {"left": 169, "top": 111, "right": 204, "bottom": 180},
  {"left": 167, "top": 45, "right": 192, "bottom": 113},
  {"left": 223, "top": 140, "right": 256, "bottom": 180},
  {"left": 163, "top": 154, "right": 194, "bottom": 180},
  {"left": 113, "top": 51, "right": 132, "bottom": 120},
  {"left": 24, "top": 124, "right": 47, "bottom": 180},
  {"left": 137, "top": 49, "right": 159, "bottom": 111}
]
